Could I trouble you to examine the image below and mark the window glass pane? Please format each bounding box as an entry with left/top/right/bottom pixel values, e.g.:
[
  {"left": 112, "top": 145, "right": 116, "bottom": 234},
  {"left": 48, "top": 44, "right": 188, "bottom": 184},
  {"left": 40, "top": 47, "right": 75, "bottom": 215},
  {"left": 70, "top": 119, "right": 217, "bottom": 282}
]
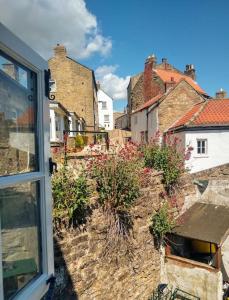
[
  {"left": 104, "top": 115, "right": 109, "bottom": 122},
  {"left": 102, "top": 102, "right": 106, "bottom": 109},
  {"left": 0, "top": 181, "right": 41, "bottom": 299},
  {"left": 0, "top": 51, "right": 37, "bottom": 176}
]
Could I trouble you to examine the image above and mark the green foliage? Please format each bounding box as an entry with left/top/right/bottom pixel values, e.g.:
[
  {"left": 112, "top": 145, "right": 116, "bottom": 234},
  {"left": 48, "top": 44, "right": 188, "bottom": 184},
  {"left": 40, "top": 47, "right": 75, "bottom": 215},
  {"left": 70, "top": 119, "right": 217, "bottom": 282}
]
[
  {"left": 150, "top": 203, "right": 175, "bottom": 243},
  {"left": 75, "top": 134, "right": 84, "bottom": 148},
  {"left": 91, "top": 157, "right": 140, "bottom": 209},
  {"left": 144, "top": 143, "right": 183, "bottom": 190},
  {"left": 52, "top": 167, "right": 90, "bottom": 227},
  {"left": 82, "top": 135, "right": 89, "bottom": 146}
]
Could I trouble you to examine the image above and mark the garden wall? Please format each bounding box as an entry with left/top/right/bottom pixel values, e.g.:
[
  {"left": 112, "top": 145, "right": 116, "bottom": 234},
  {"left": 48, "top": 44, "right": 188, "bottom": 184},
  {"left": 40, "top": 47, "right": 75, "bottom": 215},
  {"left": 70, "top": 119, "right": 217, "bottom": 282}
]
[{"left": 54, "top": 173, "right": 164, "bottom": 300}]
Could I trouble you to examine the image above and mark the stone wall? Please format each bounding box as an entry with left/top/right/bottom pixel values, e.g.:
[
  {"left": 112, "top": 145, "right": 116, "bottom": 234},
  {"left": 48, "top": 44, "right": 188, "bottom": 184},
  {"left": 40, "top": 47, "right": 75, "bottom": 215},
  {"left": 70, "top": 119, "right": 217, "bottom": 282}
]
[
  {"left": 48, "top": 45, "right": 98, "bottom": 130},
  {"left": 158, "top": 80, "right": 204, "bottom": 132},
  {"left": 54, "top": 174, "right": 164, "bottom": 300}
]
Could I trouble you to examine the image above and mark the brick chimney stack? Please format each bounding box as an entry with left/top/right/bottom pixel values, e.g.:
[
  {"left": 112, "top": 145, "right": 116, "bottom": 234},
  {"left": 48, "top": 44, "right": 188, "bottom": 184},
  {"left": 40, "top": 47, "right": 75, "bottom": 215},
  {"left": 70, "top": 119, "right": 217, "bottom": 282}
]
[
  {"left": 184, "top": 64, "right": 196, "bottom": 81},
  {"left": 145, "top": 54, "right": 157, "bottom": 69},
  {"left": 215, "top": 88, "right": 227, "bottom": 99},
  {"left": 144, "top": 54, "right": 157, "bottom": 101},
  {"left": 54, "top": 44, "right": 67, "bottom": 57}
]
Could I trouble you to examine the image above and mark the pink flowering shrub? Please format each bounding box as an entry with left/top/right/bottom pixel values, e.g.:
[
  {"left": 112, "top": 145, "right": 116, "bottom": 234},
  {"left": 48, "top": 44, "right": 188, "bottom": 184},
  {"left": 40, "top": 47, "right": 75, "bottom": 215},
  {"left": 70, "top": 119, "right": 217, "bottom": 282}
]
[
  {"left": 86, "top": 142, "right": 143, "bottom": 253},
  {"left": 143, "top": 131, "right": 191, "bottom": 193}
]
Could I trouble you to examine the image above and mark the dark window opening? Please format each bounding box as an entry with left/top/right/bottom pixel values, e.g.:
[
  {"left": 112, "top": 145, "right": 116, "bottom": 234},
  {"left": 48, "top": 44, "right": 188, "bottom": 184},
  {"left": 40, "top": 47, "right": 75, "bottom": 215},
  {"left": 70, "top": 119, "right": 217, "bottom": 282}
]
[{"left": 168, "top": 234, "right": 218, "bottom": 268}]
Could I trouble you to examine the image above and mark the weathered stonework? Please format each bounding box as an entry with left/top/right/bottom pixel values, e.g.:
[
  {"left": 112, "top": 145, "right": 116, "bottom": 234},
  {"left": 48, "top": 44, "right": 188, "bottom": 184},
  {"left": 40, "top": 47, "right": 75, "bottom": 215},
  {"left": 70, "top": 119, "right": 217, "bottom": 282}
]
[
  {"left": 158, "top": 80, "right": 204, "bottom": 132},
  {"left": 48, "top": 45, "right": 98, "bottom": 130},
  {"left": 54, "top": 174, "right": 164, "bottom": 300}
]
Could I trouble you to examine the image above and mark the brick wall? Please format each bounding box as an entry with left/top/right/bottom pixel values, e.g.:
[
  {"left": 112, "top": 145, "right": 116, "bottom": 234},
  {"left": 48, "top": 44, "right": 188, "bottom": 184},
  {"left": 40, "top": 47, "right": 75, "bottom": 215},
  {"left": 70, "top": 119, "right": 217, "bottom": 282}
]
[{"left": 48, "top": 45, "right": 97, "bottom": 130}]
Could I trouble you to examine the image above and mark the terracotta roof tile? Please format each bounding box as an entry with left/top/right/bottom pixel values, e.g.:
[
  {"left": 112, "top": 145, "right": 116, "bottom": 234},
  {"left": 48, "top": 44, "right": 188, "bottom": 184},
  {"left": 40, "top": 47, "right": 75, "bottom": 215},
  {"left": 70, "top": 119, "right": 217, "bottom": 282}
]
[
  {"left": 133, "top": 94, "right": 162, "bottom": 114},
  {"left": 170, "top": 99, "right": 229, "bottom": 130},
  {"left": 155, "top": 69, "right": 206, "bottom": 95}
]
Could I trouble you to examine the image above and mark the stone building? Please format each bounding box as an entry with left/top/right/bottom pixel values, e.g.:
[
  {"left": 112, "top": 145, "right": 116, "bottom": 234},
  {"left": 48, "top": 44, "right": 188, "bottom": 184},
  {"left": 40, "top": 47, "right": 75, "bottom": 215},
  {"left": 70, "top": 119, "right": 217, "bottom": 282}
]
[
  {"left": 127, "top": 55, "right": 208, "bottom": 129},
  {"left": 48, "top": 44, "right": 98, "bottom": 131}
]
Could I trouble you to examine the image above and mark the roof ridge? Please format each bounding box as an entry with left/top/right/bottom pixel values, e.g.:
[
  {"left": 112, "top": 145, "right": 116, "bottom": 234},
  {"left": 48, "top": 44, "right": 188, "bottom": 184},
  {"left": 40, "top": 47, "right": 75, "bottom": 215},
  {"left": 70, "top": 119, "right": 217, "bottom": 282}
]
[{"left": 187, "top": 100, "right": 208, "bottom": 126}]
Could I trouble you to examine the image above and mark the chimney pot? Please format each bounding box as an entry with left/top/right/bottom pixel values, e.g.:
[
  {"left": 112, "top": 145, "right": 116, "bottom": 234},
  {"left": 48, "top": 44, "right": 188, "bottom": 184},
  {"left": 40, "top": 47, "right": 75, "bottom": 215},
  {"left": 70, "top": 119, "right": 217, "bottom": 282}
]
[
  {"left": 184, "top": 64, "right": 196, "bottom": 80},
  {"left": 162, "top": 58, "right": 167, "bottom": 64},
  {"left": 216, "top": 88, "right": 227, "bottom": 99}
]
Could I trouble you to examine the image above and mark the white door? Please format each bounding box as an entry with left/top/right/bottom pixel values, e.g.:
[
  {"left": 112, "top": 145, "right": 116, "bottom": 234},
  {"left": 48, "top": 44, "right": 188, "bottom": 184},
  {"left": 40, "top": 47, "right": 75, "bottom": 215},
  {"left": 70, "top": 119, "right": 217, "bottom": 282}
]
[{"left": 0, "top": 23, "right": 54, "bottom": 300}]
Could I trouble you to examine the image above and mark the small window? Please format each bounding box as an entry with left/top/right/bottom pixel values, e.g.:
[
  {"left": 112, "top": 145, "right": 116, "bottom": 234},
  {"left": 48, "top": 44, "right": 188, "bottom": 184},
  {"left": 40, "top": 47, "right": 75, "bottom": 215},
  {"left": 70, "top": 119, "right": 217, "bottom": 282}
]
[
  {"left": 197, "top": 139, "right": 207, "bottom": 155},
  {"left": 49, "top": 79, "right": 56, "bottom": 92},
  {"left": 102, "top": 102, "right": 107, "bottom": 109},
  {"left": 104, "top": 114, "right": 109, "bottom": 122}
]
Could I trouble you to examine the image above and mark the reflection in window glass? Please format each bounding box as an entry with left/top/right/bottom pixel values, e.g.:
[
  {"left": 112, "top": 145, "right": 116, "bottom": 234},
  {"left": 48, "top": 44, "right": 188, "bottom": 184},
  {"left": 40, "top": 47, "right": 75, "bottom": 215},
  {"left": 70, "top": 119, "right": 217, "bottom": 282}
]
[
  {"left": 0, "top": 182, "right": 41, "bottom": 300},
  {"left": 0, "top": 51, "right": 38, "bottom": 176}
]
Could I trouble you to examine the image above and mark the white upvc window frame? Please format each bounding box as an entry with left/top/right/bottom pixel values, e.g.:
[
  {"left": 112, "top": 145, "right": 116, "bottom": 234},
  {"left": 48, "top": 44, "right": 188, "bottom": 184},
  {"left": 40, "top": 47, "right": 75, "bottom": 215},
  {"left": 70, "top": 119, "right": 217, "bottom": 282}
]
[
  {"left": 0, "top": 23, "right": 54, "bottom": 300},
  {"left": 196, "top": 138, "right": 208, "bottom": 156}
]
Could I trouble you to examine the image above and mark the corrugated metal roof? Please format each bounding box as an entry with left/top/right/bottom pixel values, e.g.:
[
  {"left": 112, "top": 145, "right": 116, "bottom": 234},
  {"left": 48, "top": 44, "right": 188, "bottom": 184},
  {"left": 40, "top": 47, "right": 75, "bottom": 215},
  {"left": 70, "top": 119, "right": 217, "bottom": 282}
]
[{"left": 173, "top": 202, "right": 229, "bottom": 245}]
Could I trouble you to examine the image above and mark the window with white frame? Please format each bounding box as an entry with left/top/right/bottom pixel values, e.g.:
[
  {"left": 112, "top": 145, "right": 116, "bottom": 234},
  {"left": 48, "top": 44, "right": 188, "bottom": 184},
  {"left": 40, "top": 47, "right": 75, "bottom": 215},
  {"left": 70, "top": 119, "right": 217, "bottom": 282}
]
[
  {"left": 104, "top": 114, "right": 109, "bottom": 123},
  {"left": 0, "top": 23, "right": 53, "bottom": 300},
  {"left": 197, "top": 139, "right": 207, "bottom": 155},
  {"left": 102, "top": 101, "right": 107, "bottom": 109}
]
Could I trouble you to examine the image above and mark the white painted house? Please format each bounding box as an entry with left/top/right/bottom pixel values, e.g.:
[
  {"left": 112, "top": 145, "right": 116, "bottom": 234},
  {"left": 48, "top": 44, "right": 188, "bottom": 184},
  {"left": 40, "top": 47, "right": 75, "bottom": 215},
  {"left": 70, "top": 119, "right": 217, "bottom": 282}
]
[
  {"left": 68, "top": 112, "right": 85, "bottom": 137},
  {"left": 168, "top": 99, "right": 229, "bottom": 173},
  {"left": 131, "top": 94, "right": 161, "bottom": 143},
  {"left": 97, "top": 87, "right": 114, "bottom": 130},
  {"left": 49, "top": 100, "right": 69, "bottom": 143}
]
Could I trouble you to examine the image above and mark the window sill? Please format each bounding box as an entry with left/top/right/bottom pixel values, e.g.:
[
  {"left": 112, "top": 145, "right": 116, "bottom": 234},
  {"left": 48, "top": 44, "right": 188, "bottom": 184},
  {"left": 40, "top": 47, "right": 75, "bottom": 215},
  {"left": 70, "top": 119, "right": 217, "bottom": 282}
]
[
  {"left": 193, "top": 155, "right": 209, "bottom": 158},
  {"left": 165, "top": 254, "right": 218, "bottom": 272},
  {"left": 15, "top": 274, "right": 50, "bottom": 300}
]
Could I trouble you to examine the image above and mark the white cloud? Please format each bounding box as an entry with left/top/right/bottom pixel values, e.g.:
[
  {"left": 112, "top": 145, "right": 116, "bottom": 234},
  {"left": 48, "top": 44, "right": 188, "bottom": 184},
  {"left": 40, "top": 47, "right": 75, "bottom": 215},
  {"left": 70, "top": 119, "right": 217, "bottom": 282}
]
[
  {"left": 0, "top": 0, "right": 112, "bottom": 59},
  {"left": 96, "top": 65, "right": 130, "bottom": 100}
]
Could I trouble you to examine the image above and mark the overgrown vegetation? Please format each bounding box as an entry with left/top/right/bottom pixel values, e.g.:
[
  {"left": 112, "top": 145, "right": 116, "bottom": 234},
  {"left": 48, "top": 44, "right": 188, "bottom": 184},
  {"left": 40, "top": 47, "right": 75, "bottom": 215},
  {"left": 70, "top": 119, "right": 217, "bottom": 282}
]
[
  {"left": 150, "top": 202, "right": 175, "bottom": 246},
  {"left": 86, "top": 142, "right": 142, "bottom": 255},
  {"left": 75, "top": 134, "right": 84, "bottom": 148},
  {"left": 143, "top": 131, "right": 187, "bottom": 193},
  {"left": 52, "top": 167, "right": 90, "bottom": 229},
  {"left": 52, "top": 132, "right": 191, "bottom": 252}
]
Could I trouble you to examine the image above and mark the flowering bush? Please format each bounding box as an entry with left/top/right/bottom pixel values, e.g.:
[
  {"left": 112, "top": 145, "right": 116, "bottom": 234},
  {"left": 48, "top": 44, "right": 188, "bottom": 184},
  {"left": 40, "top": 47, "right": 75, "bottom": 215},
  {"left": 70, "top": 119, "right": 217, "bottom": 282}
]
[
  {"left": 52, "top": 167, "right": 90, "bottom": 228},
  {"left": 143, "top": 131, "right": 189, "bottom": 193},
  {"left": 87, "top": 142, "right": 142, "bottom": 253}
]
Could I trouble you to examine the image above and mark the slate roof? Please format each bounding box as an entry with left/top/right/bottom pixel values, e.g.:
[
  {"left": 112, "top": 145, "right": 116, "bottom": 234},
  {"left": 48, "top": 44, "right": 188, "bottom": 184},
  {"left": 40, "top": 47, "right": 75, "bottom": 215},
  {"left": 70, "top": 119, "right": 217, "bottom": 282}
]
[
  {"left": 173, "top": 202, "right": 229, "bottom": 245},
  {"left": 169, "top": 99, "right": 229, "bottom": 129}
]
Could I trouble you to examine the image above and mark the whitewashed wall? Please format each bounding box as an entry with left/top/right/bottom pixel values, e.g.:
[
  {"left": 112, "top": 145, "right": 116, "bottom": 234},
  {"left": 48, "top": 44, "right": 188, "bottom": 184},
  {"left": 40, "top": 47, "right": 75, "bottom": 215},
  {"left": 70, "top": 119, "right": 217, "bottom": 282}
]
[
  {"left": 131, "top": 109, "right": 147, "bottom": 143},
  {"left": 49, "top": 107, "right": 66, "bottom": 143},
  {"left": 164, "top": 258, "right": 223, "bottom": 300},
  {"left": 97, "top": 89, "right": 113, "bottom": 130},
  {"left": 184, "top": 130, "right": 229, "bottom": 173},
  {"left": 147, "top": 107, "right": 158, "bottom": 141}
]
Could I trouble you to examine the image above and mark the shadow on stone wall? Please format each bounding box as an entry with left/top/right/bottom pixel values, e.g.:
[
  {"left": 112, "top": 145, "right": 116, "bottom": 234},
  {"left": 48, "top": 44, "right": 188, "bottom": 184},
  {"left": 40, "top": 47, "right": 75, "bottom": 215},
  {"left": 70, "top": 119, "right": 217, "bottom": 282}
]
[{"left": 54, "top": 236, "right": 79, "bottom": 300}]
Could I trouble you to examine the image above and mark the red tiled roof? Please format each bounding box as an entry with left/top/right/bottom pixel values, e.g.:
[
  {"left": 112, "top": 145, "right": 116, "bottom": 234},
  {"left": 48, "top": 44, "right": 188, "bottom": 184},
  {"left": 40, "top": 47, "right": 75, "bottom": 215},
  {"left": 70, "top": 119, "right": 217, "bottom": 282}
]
[
  {"left": 133, "top": 94, "right": 162, "bottom": 114},
  {"left": 155, "top": 69, "right": 206, "bottom": 95},
  {"left": 170, "top": 99, "right": 229, "bottom": 129}
]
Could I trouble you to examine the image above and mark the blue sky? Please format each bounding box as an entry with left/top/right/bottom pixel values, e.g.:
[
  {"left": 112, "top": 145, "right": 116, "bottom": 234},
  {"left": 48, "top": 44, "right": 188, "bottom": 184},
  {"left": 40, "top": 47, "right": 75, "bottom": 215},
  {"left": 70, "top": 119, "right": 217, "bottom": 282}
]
[
  {"left": 1, "top": 0, "right": 229, "bottom": 112},
  {"left": 85, "top": 0, "right": 229, "bottom": 111}
]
